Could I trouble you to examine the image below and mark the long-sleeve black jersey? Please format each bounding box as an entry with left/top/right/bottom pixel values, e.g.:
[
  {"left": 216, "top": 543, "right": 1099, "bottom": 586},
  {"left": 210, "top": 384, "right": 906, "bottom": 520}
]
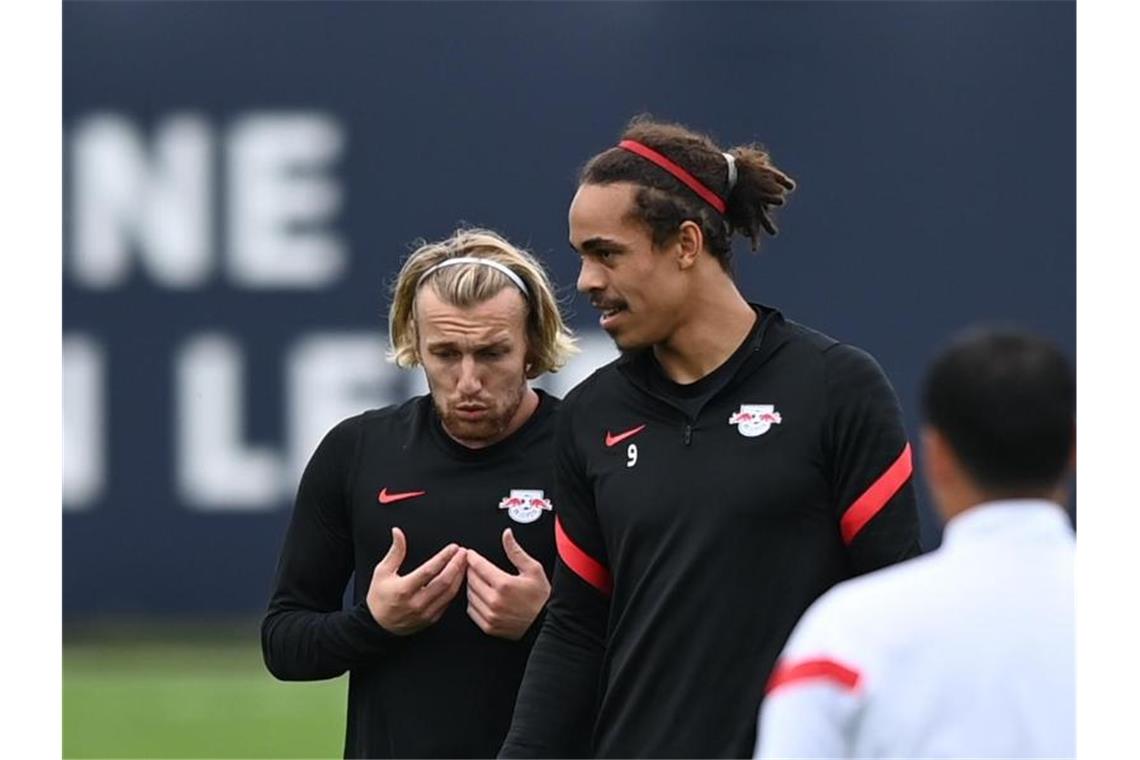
[
  {"left": 501, "top": 307, "right": 920, "bottom": 758},
  {"left": 262, "top": 390, "right": 560, "bottom": 759}
]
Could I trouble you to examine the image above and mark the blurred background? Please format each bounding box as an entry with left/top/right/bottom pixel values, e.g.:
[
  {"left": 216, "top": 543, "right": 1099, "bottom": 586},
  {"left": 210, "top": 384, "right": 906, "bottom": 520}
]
[{"left": 63, "top": 2, "right": 1074, "bottom": 757}]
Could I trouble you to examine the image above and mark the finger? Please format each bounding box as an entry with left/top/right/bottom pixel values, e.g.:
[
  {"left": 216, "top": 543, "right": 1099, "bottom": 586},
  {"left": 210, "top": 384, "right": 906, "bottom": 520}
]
[
  {"left": 502, "top": 528, "right": 544, "bottom": 576},
  {"left": 463, "top": 549, "right": 492, "bottom": 583},
  {"left": 466, "top": 585, "right": 497, "bottom": 623},
  {"left": 465, "top": 561, "right": 498, "bottom": 605},
  {"left": 418, "top": 549, "right": 468, "bottom": 608},
  {"left": 376, "top": 528, "right": 406, "bottom": 574},
  {"left": 466, "top": 548, "right": 511, "bottom": 586},
  {"left": 422, "top": 553, "right": 469, "bottom": 620},
  {"left": 466, "top": 601, "right": 493, "bottom": 634},
  {"left": 404, "top": 542, "right": 460, "bottom": 587},
  {"left": 434, "top": 547, "right": 469, "bottom": 590}
]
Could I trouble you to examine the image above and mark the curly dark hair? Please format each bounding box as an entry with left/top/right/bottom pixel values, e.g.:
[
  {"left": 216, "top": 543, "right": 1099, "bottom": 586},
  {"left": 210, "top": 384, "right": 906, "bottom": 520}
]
[{"left": 580, "top": 115, "right": 796, "bottom": 270}]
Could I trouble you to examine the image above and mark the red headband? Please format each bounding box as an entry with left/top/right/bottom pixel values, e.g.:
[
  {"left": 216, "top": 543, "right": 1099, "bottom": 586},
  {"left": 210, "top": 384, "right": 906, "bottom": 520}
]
[{"left": 617, "top": 139, "right": 727, "bottom": 214}]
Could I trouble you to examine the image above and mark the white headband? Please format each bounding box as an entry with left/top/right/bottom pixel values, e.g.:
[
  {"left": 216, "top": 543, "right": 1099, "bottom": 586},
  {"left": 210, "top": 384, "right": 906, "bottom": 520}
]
[
  {"left": 416, "top": 256, "right": 530, "bottom": 298},
  {"left": 724, "top": 152, "right": 738, "bottom": 193}
]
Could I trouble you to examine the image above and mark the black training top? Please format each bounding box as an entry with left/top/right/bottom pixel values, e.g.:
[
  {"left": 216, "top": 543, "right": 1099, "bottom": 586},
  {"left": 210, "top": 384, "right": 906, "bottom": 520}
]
[
  {"left": 501, "top": 307, "right": 921, "bottom": 758},
  {"left": 261, "top": 390, "right": 560, "bottom": 759}
]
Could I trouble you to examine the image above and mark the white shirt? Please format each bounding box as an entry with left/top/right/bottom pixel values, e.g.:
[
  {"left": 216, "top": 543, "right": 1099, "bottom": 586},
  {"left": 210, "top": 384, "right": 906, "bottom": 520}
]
[{"left": 755, "top": 499, "right": 1074, "bottom": 759}]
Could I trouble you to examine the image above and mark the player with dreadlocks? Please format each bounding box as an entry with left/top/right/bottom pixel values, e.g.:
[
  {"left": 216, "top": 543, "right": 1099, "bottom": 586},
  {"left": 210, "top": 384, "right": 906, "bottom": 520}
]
[{"left": 500, "top": 117, "right": 921, "bottom": 758}]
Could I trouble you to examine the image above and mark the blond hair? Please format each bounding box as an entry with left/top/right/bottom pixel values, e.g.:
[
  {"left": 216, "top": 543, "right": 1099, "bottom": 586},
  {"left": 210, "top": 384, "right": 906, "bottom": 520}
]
[{"left": 388, "top": 228, "right": 577, "bottom": 378}]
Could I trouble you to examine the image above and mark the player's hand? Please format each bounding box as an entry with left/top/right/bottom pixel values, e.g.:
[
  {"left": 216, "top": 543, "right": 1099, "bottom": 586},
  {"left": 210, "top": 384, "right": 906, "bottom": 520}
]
[
  {"left": 366, "top": 527, "right": 468, "bottom": 635},
  {"left": 465, "top": 528, "right": 551, "bottom": 640}
]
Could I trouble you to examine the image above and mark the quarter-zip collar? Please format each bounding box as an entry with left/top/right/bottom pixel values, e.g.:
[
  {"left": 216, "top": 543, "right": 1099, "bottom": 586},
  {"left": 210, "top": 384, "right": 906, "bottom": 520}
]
[{"left": 615, "top": 303, "right": 790, "bottom": 419}]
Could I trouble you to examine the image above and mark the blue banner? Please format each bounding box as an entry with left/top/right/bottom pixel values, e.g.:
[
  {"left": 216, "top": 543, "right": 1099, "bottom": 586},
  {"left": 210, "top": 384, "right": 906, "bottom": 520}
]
[{"left": 63, "top": 1, "right": 1075, "bottom": 616}]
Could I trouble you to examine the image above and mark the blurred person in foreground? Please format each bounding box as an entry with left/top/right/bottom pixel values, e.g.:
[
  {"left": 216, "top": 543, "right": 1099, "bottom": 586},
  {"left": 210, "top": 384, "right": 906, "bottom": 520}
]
[
  {"left": 500, "top": 117, "right": 921, "bottom": 758},
  {"left": 262, "top": 228, "right": 576, "bottom": 758},
  {"left": 755, "top": 327, "right": 1075, "bottom": 759}
]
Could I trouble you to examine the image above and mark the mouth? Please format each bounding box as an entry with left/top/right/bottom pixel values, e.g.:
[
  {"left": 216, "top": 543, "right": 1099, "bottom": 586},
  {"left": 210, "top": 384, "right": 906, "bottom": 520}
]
[
  {"left": 593, "top": 300, "right": 627, "bottom": 329},
  {"left": 454, "top": 404, "right": 489, "bottom": 420}
]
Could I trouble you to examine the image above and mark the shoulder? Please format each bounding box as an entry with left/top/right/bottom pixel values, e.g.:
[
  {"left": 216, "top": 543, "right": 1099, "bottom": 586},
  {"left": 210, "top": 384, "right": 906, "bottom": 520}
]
[
  {"left": 320, "top": 397, "right": 425, "bottom": 448},
  {"left": 777, "top": 316, "right": 842, "bottom": 354},
  {"left": 822, "top": 342, "right": 891, "bottom": 384},
  {"left": 525, "top": 388, "right": 563, "bottom": 440},
  {"left": 819, "top": 552, "right": 942, "bottom": 616},
  {"left": 778, "top": 318, "right": 886, "bottom": 377},
  {"left": 771, "top": 315, "right": 886, "bottom": 377},
  {"left": 560, "top": 354, "right": 627, "bottom": 410},
  {"left": 760, "top": 315, "right": 855, "bottom": 383},
  {"left": 820, "top": 344, "right": 902, "bottom": 428},
  {"left": 535, "top": 387, "right": 563, "bottom": 414},
  {"left": 762, "top": 315, "right": 898, "bottom": 407},
  {"left": 349, "top": 397, "right": 421, "bottom": 429},
  {"left": 791, "top": 552, "right": 944, "bottom": 655},
  {"left": 758, "top": 316, "right": 894, "bottom": 406}
]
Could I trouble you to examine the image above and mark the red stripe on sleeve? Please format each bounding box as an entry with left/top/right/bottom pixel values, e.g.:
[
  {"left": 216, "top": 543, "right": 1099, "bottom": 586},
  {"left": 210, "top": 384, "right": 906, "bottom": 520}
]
[
  {"left": 839, "top": 443, "right": 913, "bottom": 545},
  {"left": 555, "top": 516, "right": 613, "bottom": 596},
  {"left": 766, "top": 657, "right": 862, "bottom": 696}
]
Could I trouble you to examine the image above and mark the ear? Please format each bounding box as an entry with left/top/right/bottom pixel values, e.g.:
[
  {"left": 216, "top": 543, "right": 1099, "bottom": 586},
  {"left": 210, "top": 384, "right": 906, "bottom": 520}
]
[
  {"left": 676, "top": 220, "right": 703, "bottom": 270},
  {"left": 920, "top": 425, "right": 952, "bottom": 492},
  {"left": 1067, "top": 421, "right": 1076, "bottom": 471}
]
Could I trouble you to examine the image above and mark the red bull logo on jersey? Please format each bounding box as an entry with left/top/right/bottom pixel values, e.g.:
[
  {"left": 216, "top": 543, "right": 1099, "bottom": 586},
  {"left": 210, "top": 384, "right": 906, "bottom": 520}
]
[
  {"left": 729, "top": 404, "right": 782, "bottom": 438},
  {"left": 498, "top": 489, "right": 553, "bottom": 524}
]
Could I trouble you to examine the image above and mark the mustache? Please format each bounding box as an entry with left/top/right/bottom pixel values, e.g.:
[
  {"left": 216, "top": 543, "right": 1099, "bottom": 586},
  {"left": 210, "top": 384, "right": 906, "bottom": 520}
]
[{"left": 590, "top": 297, "right": 627, "bottom": 311}]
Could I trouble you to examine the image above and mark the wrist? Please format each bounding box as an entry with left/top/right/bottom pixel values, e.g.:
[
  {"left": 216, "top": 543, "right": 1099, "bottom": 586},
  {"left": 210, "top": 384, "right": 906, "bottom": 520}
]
[{"left": 355, "top": 599, "right": 392, "bottom": 636}]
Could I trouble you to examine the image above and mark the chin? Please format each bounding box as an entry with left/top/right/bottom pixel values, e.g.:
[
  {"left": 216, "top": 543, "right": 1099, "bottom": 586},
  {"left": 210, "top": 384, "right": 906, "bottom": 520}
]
[
  {"left": 442, "top": 414, "right": 509, "bottom": 444},
  {"left": 609, "top": 329, "right": 650, "bottom": 352}
]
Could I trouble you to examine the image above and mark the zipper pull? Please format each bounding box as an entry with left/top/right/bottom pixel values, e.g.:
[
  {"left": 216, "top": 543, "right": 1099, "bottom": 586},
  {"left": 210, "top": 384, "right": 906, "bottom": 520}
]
[{"left": 683, "top": 424, "right": 693, "bottom": 446}]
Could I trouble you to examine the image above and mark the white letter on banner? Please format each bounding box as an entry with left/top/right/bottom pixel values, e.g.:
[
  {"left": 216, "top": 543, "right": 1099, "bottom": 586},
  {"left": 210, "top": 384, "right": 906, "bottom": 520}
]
[
  {"left": 226, "top": 113, "right": 346, "bottom": 288},
  {"left": 176, "top": 334, "right": 282, "bottom": 510},
  {"left": 285, "top": 333, "right": 401, "bottom": 487},
  {"left": 70, "top": 113, "right": 212, "bottom": 289},
  {"left": 63, "top": 335, "right": 105, "bottom": 510}
]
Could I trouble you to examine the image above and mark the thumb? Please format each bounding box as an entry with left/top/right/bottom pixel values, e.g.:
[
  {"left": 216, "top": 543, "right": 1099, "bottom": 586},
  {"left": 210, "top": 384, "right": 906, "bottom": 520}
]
[
  {"left": 502, "top": 528, "right": 541, "bottom": 575},
  {"left": 377, "top": 527, "right": 407, "bottom": 574}
]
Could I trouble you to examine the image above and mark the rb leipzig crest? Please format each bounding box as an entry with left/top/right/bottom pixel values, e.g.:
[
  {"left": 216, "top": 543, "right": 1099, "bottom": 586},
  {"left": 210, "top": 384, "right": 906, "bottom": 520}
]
[
  {"left": 498, "top": 489, "right": 554, "bottom": 524},
  {"left": 728, "top": 404, "right": 782, "bottom": 438}
]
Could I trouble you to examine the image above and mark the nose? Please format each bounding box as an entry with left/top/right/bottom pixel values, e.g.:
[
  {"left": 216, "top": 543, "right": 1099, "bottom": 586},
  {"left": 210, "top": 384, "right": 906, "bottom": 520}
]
[
  {"left": 457, "top": 355, "right": 482, "bottom": 395},
  {"left": 577, "top": 258, "right": 605, "bottom": 294}
]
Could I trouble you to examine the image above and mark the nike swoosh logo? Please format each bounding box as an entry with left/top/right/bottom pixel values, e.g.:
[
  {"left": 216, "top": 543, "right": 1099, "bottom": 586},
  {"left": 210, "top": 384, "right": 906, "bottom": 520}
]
[
  {"left": 605, "top": 424, "right": 647, "bottom": 447},
  {"left": 378, "top": 488, "right": 426, "bottom": 505}
]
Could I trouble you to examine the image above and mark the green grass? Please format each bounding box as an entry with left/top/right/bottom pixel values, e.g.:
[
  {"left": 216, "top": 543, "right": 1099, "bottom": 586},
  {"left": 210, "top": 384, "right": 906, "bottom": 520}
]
[{"left": 64, "top": 631, "right": 347, "bottom": 759}]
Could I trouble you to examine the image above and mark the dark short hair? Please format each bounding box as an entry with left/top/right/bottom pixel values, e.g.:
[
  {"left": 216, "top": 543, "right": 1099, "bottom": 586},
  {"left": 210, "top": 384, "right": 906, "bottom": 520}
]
[{"left": 922, "top": 327, "right": 1075, "bottom": 494}]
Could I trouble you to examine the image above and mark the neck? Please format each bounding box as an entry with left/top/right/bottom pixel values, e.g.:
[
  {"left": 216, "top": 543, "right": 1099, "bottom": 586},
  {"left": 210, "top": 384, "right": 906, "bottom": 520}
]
[
  {"left": 938, "top": 481, "right": 1069, "bottom": 524},
  {"left": 653, "top": 274, "right": 756, "bottom": 384}
]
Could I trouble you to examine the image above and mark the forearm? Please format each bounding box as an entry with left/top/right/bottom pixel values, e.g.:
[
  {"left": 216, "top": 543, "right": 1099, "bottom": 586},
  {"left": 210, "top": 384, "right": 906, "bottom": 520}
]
[
  {"left": 500, "top": 565, "right": 607, "bottom": 758},
  {"left": 263, "top": 416, "right": 377, "bottom": 680},
  {"left": 261, "top": 599, "right": 394, "bottom": 681}
]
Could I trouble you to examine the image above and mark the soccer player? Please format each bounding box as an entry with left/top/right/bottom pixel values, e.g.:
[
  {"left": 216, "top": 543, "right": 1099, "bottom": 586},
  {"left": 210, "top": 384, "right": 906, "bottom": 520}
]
[
  {"left": 261, "top": 228, "right": 577, "bottom": 758},
  {"left": 500, "top": 117, "right": 921, "bottom": 758},
  {"left": 755, "top": 328, "right": 1075, "bottom": 759}
]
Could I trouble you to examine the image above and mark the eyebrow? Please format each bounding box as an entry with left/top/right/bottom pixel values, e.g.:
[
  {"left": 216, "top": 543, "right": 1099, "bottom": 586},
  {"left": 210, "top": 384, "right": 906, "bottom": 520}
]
[
  {"left": 425, "top": 337, "right": 513, "bottom": 351},
  {"left": 574, "top": 237, "right": 628, "bottom": 254}
]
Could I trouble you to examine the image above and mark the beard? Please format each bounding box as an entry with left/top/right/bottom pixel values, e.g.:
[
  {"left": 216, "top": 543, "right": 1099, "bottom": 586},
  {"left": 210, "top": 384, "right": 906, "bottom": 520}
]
[{"left": 433, "top": 382, "right": 526, "bottom": 447}]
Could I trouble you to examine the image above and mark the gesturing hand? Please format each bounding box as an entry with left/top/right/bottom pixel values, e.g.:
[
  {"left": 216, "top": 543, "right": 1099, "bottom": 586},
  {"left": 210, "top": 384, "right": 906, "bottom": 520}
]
[
  {"left": 465, "top": 528, "right": 552, "bottom": 640},
  {"left": 366, "top": 527, "right": 468, "bottom": 635}
]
